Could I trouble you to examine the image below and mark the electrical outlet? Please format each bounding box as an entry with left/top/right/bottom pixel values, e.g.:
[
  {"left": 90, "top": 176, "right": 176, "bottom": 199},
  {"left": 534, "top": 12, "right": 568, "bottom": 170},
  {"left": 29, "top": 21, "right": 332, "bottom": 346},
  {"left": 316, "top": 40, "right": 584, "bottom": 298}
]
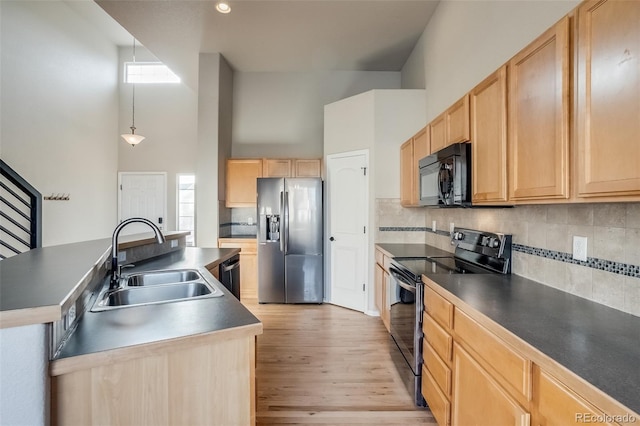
[
  {"left": 171, "top": 239, "right": 178, "bottom": 248},
  {"left": 573, "top": 236, "right": 588, "bottom": 262},
  {"left": 432, "top": 220, "right": 437, "bottom": 232},
  {"left": 247, "top": 216, "right": 254, "bottom": 225},
  {"left": 450, "top": 222, "right": 455, "bottom": 234},
  {"left": 117, "top": 251, "right": 126, "bottom": 262}
]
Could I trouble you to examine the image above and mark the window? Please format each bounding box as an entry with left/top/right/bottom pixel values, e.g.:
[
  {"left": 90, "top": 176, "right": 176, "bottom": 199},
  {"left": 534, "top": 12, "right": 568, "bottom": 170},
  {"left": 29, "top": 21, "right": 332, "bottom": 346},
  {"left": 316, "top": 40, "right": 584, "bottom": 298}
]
[
  {"left": 177, "top": 175, "right": 195, "bottom": 246},
  {"left": 124, "top": 62, "right": 181, "bottom": 84}
]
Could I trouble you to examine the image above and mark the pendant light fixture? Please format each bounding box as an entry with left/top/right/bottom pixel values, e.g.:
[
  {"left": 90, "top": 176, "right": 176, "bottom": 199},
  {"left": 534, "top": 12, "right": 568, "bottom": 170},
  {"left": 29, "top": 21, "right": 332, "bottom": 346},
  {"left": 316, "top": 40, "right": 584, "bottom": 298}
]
[{"left": 121, "top": 37, "right": 145, "bottom": 146}]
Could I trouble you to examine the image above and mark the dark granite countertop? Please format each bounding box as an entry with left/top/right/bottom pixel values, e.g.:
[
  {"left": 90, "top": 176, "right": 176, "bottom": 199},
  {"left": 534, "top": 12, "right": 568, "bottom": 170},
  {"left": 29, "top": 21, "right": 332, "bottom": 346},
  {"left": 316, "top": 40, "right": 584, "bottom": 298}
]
[
  {"left": 376, "top": 243, "right": 452, "bottom": 259},
  {"left": 425, "top": 272, "right": 640, "bottom": 416},
  {"left": 376, "top": 242, "right": 640, "bottom": 415},
  {"left": 53, "top": 247, "right": 260, "bottom": 361},
  {"left": 0, "top": 232, "right": 191, "bottom": 328}
]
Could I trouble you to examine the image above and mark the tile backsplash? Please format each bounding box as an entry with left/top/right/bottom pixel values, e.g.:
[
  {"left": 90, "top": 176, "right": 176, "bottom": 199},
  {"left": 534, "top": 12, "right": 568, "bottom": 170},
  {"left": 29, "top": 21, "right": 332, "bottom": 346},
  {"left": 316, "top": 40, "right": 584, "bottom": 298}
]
[
  {"left": 219, "top": 206, "right": 257, "bottom": 237},
  {"left": 376, "top": 199, "right": 640, "bottom": 317}
]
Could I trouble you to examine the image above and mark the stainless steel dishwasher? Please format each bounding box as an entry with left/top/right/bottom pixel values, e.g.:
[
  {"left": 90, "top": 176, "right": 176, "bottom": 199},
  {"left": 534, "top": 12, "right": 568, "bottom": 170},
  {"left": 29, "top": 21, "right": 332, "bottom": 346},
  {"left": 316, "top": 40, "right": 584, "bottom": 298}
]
[{"left": 219, "top": 254, "right": 241, "bottom": 300}]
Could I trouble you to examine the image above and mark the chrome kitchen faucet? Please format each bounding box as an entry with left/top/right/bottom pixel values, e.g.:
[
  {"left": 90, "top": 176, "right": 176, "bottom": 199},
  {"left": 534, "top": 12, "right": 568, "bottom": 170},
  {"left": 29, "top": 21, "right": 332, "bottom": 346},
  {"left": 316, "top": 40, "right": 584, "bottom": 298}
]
[{"left": 110, "top": 217, "right": 165, "bottom": 289}]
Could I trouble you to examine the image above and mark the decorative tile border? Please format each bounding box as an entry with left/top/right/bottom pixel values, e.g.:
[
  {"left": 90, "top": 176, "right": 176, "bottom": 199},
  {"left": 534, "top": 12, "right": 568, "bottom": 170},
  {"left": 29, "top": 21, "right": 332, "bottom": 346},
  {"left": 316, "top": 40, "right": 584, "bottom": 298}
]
[
  {"left": 513, "top": 244, "right": 640, "bottom": 278},
  {"left": 379, "top": 226, "right": 451, "bottom": 237},
  {"left": 378, "top": 227, "right": 640, "bottom": 279}
]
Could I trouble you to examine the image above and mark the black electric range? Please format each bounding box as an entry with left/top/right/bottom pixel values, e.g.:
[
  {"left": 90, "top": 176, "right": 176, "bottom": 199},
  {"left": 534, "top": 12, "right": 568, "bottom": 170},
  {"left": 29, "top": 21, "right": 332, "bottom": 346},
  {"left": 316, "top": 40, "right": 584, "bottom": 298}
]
[{"left": 387, "top": 228, "right": 512, "bottom": 407}]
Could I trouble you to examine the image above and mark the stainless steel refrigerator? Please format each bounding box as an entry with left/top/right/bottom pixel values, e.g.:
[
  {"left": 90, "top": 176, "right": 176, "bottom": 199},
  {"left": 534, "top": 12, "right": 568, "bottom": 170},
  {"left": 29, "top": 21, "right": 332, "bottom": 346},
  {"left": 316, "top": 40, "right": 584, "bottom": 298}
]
[{"left": 257, "top": 177, "right": 323, "bottom": 303}]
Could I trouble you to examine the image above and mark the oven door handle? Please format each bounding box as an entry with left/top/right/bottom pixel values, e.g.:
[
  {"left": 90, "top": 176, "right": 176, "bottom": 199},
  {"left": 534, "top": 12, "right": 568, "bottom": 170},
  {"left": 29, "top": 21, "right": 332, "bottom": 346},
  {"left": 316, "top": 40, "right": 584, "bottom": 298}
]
[{"left": 389, "top": 269, "right": 417, "bottom": 294}]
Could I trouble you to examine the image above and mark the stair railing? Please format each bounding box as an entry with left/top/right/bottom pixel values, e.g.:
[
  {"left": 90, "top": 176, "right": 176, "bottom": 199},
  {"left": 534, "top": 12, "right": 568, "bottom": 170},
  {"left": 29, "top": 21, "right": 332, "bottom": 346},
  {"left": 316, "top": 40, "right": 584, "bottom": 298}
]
[{"left": 0, "top": 159, "right": 42, "bottom": 259}]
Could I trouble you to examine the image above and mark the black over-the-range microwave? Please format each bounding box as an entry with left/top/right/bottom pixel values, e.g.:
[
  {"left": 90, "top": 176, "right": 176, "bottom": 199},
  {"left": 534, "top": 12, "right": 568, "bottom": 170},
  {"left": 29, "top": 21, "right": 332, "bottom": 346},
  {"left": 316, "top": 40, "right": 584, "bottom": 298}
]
[{"left": 418, "top": 143, "right": 472, "bottom": 207}]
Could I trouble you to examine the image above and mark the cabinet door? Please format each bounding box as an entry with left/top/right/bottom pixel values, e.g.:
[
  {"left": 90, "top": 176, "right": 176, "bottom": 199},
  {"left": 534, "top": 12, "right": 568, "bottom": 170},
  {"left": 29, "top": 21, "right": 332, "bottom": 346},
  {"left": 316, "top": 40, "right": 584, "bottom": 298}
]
[
  {"left": 293, "top": 159, "right": 321, "bottom": 177},
  {"left": 471, "top": 66, "right": 509, "bottom": 204},
  {"left": 263, "top": 159, "right": 292, "bottom": 177},
  {"left": 446, "top": 94, "right": 470, "bottom": 145},
  {"left": 412, "top": 127, "right": 430, "bottom": 206},
  {"left": 533, "top": 366, "right": 615, "bottom": 426},
  {"left": 374, "top": 263, "right": 384, "bottom": 316},
  {"left": 226, "top": 159, "right": 263, "bottom": 208},
  {"left": 400, "top": 139, "right": 415, "bottom": 207},
  {"left": 452, "top": 344, "right": 530, "bottom": 426},
  {"left": 509, "top": 17, "right": 570, "bottom": 201},
  {"left": 430, "top": 113, "right": 447, "bottom": 154},
  {"left": 576, "top": 0, "right": 640, "bottom": 198},
  {"left": 382, "top": 270, "right": 390, "bottom": 332}
]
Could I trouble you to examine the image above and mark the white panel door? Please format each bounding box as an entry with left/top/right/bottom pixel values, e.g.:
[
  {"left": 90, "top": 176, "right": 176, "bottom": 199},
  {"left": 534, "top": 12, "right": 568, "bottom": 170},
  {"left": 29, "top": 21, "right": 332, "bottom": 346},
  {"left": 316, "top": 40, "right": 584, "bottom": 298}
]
[
  {"left": 327, "top": 150, "right": 368, "bottom": 312},
  {"left": 118, "top": 172, "right": 167, "bottom": 235}
]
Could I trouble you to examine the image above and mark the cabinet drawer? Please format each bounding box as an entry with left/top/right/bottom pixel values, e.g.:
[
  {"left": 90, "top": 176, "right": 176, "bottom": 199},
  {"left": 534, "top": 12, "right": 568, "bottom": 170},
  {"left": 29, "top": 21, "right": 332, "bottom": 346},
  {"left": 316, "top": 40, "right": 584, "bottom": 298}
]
[
  {"left": 454, "top": 309, "right": 531, "bottom": 400},
  {"left": 423, "top": 339, "right": 452, "bottom": 397},
  {"left": 424, "top": 285, "right": 453, "bottom": 330},
  {"left": 534, "top": 366, "right": 615, "bottom": 426},
  {"left": 423, "top": 314, "right": 453, "bottom": 363},
  {"left": 422, "top": 366, "right": 451, "bottom": 426}
]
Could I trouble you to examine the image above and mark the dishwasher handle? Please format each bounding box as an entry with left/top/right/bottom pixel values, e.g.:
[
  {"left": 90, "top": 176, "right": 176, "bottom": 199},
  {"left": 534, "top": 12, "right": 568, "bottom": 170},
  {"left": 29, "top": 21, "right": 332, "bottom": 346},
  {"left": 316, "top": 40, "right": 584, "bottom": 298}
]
[{"left": 222, "top": 259, "right": 240, "bottom": 272}]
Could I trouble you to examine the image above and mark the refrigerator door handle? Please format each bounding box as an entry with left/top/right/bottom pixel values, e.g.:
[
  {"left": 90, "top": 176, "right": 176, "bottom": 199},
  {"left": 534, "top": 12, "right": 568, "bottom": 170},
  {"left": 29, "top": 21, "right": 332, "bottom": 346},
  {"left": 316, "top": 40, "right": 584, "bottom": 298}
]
[
  {"left": 279, "top": 191, "right": 285, "bottom": 252},
  {"left": 284, "top": 191, "right": 289, "bottom": 254}
]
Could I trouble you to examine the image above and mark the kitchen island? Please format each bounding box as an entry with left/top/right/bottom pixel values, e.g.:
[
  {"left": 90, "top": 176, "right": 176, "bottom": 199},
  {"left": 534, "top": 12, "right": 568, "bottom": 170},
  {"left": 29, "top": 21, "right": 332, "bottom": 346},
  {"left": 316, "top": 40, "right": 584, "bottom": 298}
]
[{"left": 0, "top": 234, "right": 262, "bottom": 426}]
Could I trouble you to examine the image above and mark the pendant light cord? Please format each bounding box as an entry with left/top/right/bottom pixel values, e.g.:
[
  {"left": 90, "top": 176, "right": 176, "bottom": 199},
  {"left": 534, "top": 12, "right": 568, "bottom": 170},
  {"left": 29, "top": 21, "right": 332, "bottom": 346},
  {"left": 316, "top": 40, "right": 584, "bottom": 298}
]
[{"left": 131, "top": 37, "right": 137, "bottom": 130}]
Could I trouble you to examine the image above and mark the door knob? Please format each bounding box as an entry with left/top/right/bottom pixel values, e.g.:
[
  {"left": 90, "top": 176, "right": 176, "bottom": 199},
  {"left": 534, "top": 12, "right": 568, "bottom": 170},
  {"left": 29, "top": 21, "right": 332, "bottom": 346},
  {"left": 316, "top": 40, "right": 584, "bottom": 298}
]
[{"left": 329, "top": 237, "right": 335, "bottom": 241}]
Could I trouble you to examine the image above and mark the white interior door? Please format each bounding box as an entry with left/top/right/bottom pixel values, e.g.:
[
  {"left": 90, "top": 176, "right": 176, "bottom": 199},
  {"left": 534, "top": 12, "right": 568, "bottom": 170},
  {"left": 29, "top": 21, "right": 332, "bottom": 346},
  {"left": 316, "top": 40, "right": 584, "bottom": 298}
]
[
  {"left": 118, "top": 172, "right": 167, "bottom": 235},
  {"left": 327, "top": 150, "right": 368, "bottom": 312}
]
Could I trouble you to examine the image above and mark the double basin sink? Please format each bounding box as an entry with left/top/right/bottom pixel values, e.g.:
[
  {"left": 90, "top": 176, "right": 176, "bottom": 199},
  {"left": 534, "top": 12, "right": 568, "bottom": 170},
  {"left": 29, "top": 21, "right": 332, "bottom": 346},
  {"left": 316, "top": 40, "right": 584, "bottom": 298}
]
[{"left": 91, "top": 269, "right": 223, "bottom": 312}]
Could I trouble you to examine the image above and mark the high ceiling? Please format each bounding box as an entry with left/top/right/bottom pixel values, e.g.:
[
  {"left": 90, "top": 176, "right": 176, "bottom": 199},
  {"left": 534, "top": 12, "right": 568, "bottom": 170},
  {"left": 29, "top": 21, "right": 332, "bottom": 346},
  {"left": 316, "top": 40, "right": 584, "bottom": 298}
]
[{"left": 92, "top": 0, "right": 439, "bottom": 88}]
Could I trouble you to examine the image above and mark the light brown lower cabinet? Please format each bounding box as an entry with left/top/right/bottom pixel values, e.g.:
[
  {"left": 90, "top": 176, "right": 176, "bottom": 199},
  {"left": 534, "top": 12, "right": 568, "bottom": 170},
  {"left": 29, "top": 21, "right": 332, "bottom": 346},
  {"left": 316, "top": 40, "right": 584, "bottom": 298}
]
[
  {"left": 533, "top": 366, "right": 615, "bottom": 426},
  {"left": 422, "top": 279, "right": 638, "bottom": 426},
  {"left": 423, "top": 365, "right": 451, "bottom": 426},
  {"left": 51, "top": 334, "right": 257, "bottom": 426},
  {"left": 374, "top": 247, "right": 390, "bottom": 331},
  {"left": 452, "top": 343, "right": 531, "bottom": 426}
]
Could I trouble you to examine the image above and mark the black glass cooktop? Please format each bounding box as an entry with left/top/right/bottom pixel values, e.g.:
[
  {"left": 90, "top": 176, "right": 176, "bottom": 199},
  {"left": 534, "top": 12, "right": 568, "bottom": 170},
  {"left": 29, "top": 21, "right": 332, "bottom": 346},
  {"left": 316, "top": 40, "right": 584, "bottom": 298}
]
[{"left": 392, "top": 255, "right": 499, "bottom": 282}]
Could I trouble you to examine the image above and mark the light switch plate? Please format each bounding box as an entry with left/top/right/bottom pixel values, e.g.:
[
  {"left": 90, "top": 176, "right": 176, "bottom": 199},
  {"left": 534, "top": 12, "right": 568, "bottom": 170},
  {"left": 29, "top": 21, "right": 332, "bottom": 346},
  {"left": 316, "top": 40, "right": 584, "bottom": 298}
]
[
  {"left": 572, "top": 236, "right": 588, "bottom": 262},
  {"left": 171, "top": 239, "right": 178, "bottom": 248},
  {"left": 117, "top": 251, "right": 126, "bottom": 262},
  {"left": 450, "top": 222, "right": 455, "bottom": 234},
  {"left": 432, "top": 220, "right": 437, "bottom": 232}
]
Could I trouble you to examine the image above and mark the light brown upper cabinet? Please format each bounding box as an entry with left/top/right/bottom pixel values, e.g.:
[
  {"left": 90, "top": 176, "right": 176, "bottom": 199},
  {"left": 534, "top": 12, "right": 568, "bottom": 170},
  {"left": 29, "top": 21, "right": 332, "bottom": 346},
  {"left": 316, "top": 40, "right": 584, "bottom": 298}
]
[
  {"left": 576, "top": 0, "right": 640, "bottom": 199},
  {"left": 400, "top": 138, "right": 415, "bottom": 206},
  {"left": 263, "top": 159, "right": 292, "bottom": 177},
  {"left": 293, "top": 159, "right": 322, "bottom": 177},
  {"left": 446, "top": 94, "right": 471, "bottom": 146},
  {"left": 470, "top": 66, "right": 510, "bottom": 205},
  {"left": 430, "top": 113, "right": 447, "bottom": 154},
  {"left": 508, "top": 17, "right": 571, "bottom": 202},
  {"left": 226, "top": 159, "right": 263, "bottom": 208},
  {"left": 430, "top": 95, "right": 470, "bottom": 155},
  {"left": 400, "top": 126, "right": 430, "bottom": 207}
]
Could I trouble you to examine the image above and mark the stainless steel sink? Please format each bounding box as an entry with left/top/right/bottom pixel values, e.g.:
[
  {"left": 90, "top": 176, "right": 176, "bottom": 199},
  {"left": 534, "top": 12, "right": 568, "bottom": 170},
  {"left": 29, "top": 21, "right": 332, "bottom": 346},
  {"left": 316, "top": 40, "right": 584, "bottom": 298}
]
[
  {"left": 125, "top": 269, "right": 202, "bottom": 286},
  {"left": 91, "top": 269, "right": 223, "bottom": 312}
]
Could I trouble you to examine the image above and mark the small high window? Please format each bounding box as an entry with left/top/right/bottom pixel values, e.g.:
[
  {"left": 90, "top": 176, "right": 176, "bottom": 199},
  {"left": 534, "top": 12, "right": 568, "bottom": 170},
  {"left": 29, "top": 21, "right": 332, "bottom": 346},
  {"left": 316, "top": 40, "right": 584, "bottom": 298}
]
[
  {"left": 124, "top": 62, "right": 180, "bottom": 84},
  {"left": 177, "top": 175, "right": 195, "bottom": 246}
]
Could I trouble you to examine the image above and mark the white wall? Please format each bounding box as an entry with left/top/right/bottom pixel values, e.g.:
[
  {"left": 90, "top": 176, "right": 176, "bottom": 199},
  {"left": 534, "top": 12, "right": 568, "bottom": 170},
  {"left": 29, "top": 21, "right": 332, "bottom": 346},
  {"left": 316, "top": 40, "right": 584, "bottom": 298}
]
[
  {"left": 1, "top": 0, "right": 120, "bottom": 247},
  {"left": 117, "top": 46, "right": 199, "bottom": 233},
  {"left": 402, "top": 0, "right": 580, "bottom": 121},
  {"left": 232, "top": 71, "right": 401, "bottom": 158},
  {"left": 373, "top": 90, "right": 426, "bottom": 199}
]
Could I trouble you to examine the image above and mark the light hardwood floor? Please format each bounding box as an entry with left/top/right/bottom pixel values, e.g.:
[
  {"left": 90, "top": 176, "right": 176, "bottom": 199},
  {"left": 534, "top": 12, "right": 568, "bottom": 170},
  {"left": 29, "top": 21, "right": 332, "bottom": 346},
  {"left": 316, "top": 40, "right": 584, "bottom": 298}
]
[{"left": 244, "top": 299, "right": 436, "bottom": 425}]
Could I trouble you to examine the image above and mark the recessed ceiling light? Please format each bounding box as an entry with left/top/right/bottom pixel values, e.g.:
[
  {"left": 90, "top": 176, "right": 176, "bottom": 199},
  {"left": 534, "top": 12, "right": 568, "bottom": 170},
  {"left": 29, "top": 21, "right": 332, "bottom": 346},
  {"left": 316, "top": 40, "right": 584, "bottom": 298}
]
[{"left": 216, "top": 1, "right": 231, "bottom": 14}]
